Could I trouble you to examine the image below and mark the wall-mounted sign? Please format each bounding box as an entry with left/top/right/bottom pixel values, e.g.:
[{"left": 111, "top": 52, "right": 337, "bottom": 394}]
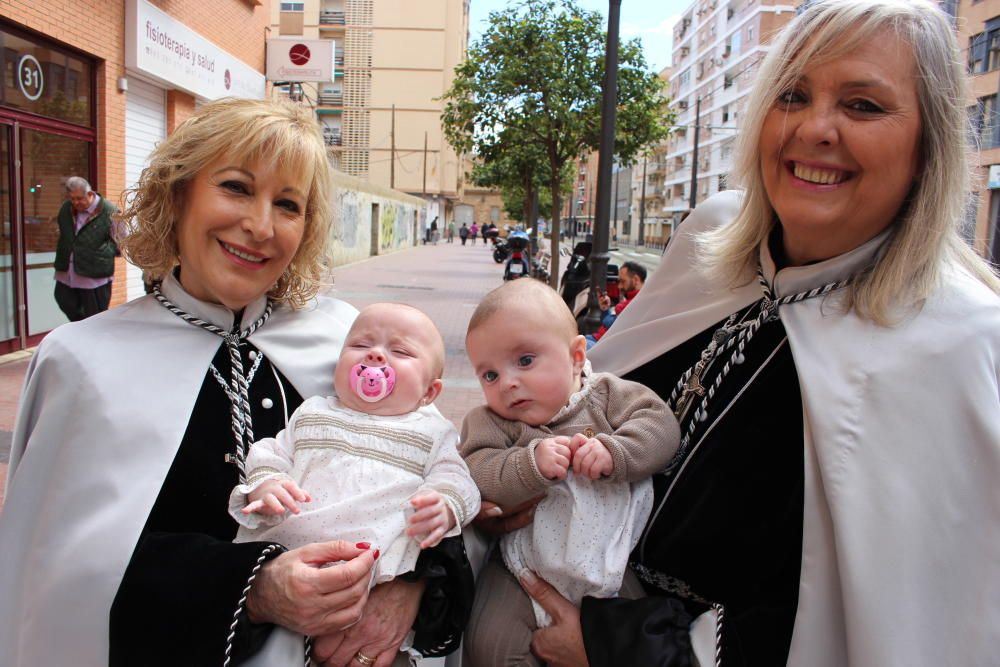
[
  {"left": 125, "top": 0, "right": 265, "bottom": 100},
  {"left": 266, "top": 39, "right": 335, "bottom": 82},
  {"left": 989, "top": 165, "right": 1000, "bottom": 190},
  {"left": 17, "top": 55, "right": 43, "bottom": 101}
]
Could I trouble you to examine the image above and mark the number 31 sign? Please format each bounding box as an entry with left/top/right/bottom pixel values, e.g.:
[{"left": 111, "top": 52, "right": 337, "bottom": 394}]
[{"left": 17, "top": 54, "right": 43, "bottom": 102}]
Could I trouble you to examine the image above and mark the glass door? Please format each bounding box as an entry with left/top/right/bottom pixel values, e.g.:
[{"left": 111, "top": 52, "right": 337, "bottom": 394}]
[{"left": 0, "top": 124, "right": 17, "bottom": 352}]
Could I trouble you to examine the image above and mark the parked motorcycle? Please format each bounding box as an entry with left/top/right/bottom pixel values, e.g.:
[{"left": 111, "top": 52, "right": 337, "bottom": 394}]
[
  {"left": 559, "top": 241, "right": 619, "bottom": 326},
  {"left": 489, "top": 233, "right": 510, "bottom": 263},
  {"left": 503, "top": 231, "right": 532, "bottom": 280}
]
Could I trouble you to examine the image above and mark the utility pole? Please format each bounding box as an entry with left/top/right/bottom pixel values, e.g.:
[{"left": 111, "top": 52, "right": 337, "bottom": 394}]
[
  {"left": 688, "top": 96, "right": 701, "bottom": 211},
  {"left": 390, "top": 104, "right": 396, "bottom": 189},
  {"left": 612, "top": 163, "right": 620, "bottom": 246},
  {"left": 583, "top": 0, "right": 622, "bottom": 334},
  {"left": 638, "top": 155, "right": 647, "bottom": 245},
  {"left": 422, "top": 131, "right": 427, "bottom": 197}
]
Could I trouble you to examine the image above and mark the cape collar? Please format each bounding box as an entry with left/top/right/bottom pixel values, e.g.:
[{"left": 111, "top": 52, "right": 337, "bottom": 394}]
[
  {"left": 159, "top": 271, "right": 269, "bottom": 333},
  {"left": 760, "top": 225, "right": 891, "bottom": 298}
]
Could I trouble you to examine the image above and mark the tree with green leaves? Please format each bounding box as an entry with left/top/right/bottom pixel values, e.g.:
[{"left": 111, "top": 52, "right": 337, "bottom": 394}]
[{"left": 442, "top": 0, "right": 672, "bottom": 287}]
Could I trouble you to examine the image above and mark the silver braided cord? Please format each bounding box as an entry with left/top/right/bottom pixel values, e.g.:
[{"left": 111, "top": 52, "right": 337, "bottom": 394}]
[
  {"left": 664, "top": 264, "right": 851, "bottom": 474},
  {"left": 223, "top": 544, "right": 282, "bottom": 667},
  {"left": 152, "top": 283, "right": 272, "bottom": 482},
  {"left": 713, "top": 603, "right": 725, "bottom": 667}
]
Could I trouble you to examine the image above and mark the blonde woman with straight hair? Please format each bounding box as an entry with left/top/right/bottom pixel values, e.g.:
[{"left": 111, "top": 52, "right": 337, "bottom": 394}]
[
  {"left": 0, "top": 98, "right": 473, "bottom": 667},
  {"left": 515, "top": 2, "right": 1000, "bottom": 666}
]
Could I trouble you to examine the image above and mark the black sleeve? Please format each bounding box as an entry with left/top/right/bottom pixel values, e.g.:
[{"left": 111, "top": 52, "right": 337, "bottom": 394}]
[
  {"left": 109, "top": 532, "right": 285, "bottom": 667},
  {"left": 581, "top": 595, "right": 696, "bottom": 667},
  {"left": 399, "top": 535, "right": 474, "bottom": 657},
  {"left": 582, "top": 593, "right": 762, "bottom": 667}
]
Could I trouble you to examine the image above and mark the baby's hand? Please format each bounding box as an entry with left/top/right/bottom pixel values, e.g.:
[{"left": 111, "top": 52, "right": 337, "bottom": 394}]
[
  {"left": 242, "top": 478, "right": 312, "bottom": 516},
  {"left": 406, "top": 491, "right": 456, "bottom": 549},
  {"left": 570, "top": 433, "right": 613, "bottom": 480},
  {"left": 535, "top": 436, "right": 573, "bottom": 480}
]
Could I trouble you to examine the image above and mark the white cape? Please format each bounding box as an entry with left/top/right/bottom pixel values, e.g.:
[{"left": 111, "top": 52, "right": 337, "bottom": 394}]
[
  {"left": 590, "top": 191, "right": 1000, "bottom": 667},
  {"left": 0, "top": 275, "right": 357, "bottom": 666}
]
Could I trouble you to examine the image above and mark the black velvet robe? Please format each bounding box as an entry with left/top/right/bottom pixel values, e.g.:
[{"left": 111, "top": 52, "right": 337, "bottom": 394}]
[
  {"left": 110, "top": 340, "right": 472, "bottom": 666},
  {"left": 581, "top": 305, "right": 805, "bottom": 666}
]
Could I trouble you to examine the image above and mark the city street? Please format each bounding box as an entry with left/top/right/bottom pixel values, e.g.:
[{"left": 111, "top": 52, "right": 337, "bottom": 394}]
[{"left": 1, "top": 239, "right": 652, "bottom": 509}]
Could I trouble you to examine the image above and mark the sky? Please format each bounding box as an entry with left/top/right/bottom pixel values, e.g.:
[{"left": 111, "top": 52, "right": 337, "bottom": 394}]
[{"left": 467, "top": 0, "right": 692, "bottom": 73}]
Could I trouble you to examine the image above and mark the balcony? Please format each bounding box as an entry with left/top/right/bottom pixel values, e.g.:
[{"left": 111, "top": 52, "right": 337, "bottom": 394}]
[
  {"left": 318, "top": 91, "right": 344, "bottom": 106},
  {"left": 320, "top": 10, "right": 346, "bottom": 25},
  {"left": 323, "top": 129, "right": 343, "bottom": 146},
  {"left": 334, "top": 54, "right": 344, "bottom": 67}
]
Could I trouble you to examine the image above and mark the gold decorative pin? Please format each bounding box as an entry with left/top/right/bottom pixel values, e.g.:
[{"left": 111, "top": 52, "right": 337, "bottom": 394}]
[{"left": 584, "top": 427, "right": 596, "bottom": 438}]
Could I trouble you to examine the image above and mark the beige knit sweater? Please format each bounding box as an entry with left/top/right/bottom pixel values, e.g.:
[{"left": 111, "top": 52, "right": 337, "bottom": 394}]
[{"left": 459, "top": 372, "right": 679, "bottom": 509}]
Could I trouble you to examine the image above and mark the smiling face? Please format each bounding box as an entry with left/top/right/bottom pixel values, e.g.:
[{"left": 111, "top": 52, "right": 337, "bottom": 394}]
[
  {"left": 334, "top": 304, "right": 444, "bottom": 417},
  {"left": 175, "top": 157, "right": 309, "bottom": 311},
  {"left": 759, "top": 32, "right": 922, "bottom": 265},
  {"left": 466, "top": 304, "right": 586, "bottom": 427}
]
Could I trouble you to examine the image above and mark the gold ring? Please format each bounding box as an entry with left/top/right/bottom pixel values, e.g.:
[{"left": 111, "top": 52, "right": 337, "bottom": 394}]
[{"left": 354, "top": 651, "right": 376, "bottom": 666}]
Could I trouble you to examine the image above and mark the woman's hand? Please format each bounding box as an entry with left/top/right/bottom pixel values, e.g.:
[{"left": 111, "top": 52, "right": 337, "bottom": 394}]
[
  {"left": 246, "top": 540, "right": 377, "bottom": 636},
  {"left": 520, "top": 571, "right": 590, "bottom": 667},
  {"left": 473, "top": 495, "right": 544, "bottom": 537},
  {"left": 310, "top": 578, "right": 426, "bottom": 667}
]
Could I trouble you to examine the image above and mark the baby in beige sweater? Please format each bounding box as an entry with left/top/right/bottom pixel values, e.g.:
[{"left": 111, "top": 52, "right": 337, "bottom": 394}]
[{"left": 460, "top": 279, "right": 679, "bottom": 666}]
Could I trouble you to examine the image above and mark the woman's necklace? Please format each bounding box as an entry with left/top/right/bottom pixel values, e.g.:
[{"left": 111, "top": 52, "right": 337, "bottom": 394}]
[
  {"left": 665, "top": 262, "right": 852, "bottom": 471},
  {"left": 152, "top": 283, "right": 273, "bottom": 482}
]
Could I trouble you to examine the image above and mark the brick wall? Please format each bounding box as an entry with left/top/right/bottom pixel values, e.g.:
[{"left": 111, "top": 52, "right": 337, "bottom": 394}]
[{"left": 2, "top": 0, "right": 268, "bottom": 308}]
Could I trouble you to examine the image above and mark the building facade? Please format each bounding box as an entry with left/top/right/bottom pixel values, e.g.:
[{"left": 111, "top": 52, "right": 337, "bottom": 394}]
[
  {"left": 660, "top": 0, "right": 798, "bottom": 234},
  {"left": 271, "top": 0, "right": 468, "bottom": 226},
  {"left": 956, "top": 0, "right": 1000, "bottom": 260},
  {"left": 0, "top": 0, "right": 268, "bottom": 353}
]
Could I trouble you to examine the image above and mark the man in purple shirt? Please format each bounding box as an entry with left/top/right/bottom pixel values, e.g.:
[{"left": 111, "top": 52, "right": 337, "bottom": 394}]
[{"left": 53, "top": 176, "right": 118, "bottom": 321}]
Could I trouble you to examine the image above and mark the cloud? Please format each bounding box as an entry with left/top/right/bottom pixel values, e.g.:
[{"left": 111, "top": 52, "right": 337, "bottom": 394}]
[{"left": 620, "top": 15, "right": 681, "bottom": 71}]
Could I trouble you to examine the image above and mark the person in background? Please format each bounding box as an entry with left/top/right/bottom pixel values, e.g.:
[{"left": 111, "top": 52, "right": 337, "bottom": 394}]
[
  {"left": 430, "top": 217, "right": 440, "bottom": 245},
  {"left": 459, "top": 223, "right": 470, "bottom": 246},
  {"left": 469, "top": 222, "right": 479, "bottom": 246},
  {"left": 53, "top": 176, "right": 118, "bottom": 321},
  {"left": 447, "top": 219, "right": 457, "bottom": 243},
  {"left": 512, "top": 2, "right": 1000, "bottom": 665},
  {"left": 585, "top": 261, "right": 646, "bottom": 349}
]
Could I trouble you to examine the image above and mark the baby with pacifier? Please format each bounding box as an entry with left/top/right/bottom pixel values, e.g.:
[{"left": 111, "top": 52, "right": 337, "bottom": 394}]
[{"left": 229, "top": 302, "right": 480, "bottom": 586}]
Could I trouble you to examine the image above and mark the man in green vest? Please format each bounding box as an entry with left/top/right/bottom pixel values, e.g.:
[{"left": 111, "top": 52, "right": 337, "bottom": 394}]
[{"left": 53, "top": 176, "right": 118, "bottom": 321}]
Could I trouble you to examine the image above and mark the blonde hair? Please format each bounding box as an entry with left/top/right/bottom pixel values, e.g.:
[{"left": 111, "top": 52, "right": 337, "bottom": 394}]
[
  {"left": 698, "top": 0, "right": 1000, "bottom": 325},
  {"left": 117, "top": 97, "right": 334, "bottom": 308}
]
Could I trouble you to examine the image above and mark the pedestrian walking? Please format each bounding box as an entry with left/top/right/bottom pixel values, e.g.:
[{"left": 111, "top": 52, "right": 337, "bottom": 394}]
[
  {"left": 469, "top": 222, "right": 479, "bottom": 246},
  {"left": 481, "top": 223, "right": 489, "bottom": 247},
  {"left": 447, "top": 220, "right": 456, "bottom": 243},
  {"left": 430, "top": 216, "right": 440, "bottom": 245},
  {"left": 53, "top": 176, "right": 118, "bottom": 322},
  {"left": 459, "top": 223, "right": 469, "bottom": 245}
]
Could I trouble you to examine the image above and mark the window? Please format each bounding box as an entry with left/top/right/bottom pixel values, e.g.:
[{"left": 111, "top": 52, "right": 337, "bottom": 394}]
[
  {"left": 747, "top": 26, "right": 753, "bottom": 42},
  {"left": 970, "top": 32, "right": 987, "bottom": 73},
  {"left": 990, "top": 31, "right": 1000, "bottom": 70},
  {"left": 724, "top": 71, "right": 734, "bottom": 89},
  {"left": 721, "top": 104, "right": 729, "bottom": 123},
  {"left": 970, "top": 18, "right": 1000, "bottom": 74},
  {"left": 731, "top": 31, "right": 742, "bottom": 54},
  {"left": 280, "top": 2, "right": 304, "bottom": 10},
  {"left": 718, "top": 173, "right": 729, "bottom": 191},
  {"left": 678, "top": 68, "right": 691, "bottom": 88},
  {"left": 971, "top": 94, "right": 999, "bottom": 148}
]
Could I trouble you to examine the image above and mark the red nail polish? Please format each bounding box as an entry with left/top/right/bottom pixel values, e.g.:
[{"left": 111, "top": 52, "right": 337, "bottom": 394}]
[
  {"left": 356, "top": 542, "right": 371, "bottom": 550},
  {"left": 373, "top": 549, "right": 380, "bottom": 560}
]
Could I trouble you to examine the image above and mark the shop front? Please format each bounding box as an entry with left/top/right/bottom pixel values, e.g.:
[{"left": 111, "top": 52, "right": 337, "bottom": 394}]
[{"left": 0, "top": 23, "right": 96, "bottom": 353}]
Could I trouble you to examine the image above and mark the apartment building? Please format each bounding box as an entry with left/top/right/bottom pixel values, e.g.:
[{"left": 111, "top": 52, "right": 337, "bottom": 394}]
[
  {"left": 659, "top": 0, "right": 798, "bottom": 234},
  {"left": 271, "top": 0, "right": 468, "bottom": 224},
  {"left": 957, "top": 0, "right": 1000, "bottom": 260}
]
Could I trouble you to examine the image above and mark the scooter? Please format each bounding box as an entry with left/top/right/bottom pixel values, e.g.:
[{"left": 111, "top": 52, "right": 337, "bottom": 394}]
[
  {"left": 503, "top": 231, "right": 531, "bottom": 280},
  {"left": 559, "top": 241, "right": 620, "bottom": 326},
  {"left": 489, "top": 232, "right": 510, "bottom": 263}
]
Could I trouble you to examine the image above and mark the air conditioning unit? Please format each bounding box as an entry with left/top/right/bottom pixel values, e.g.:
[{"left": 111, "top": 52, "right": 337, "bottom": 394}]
[
  {"left": 680, "top": 46, "right": 690, "bottom": 57},
  {"left": 678, "top": 100, "right": 689, "bottom": 110}
]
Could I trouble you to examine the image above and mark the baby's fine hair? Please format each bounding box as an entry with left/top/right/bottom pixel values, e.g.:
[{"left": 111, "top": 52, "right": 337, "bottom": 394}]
[{"left": 467, "top": 279, "right": 578, "bottom": 341}]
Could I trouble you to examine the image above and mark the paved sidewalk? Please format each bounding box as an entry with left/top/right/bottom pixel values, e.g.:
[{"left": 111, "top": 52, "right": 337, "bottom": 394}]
[{"left": 0, "top": 241, "right": 505, "bottom": 506}]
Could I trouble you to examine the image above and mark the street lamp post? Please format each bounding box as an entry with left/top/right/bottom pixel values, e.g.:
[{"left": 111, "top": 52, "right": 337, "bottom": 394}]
[{"left": 583, "top": 0, "right": 621, "bottom": 334}]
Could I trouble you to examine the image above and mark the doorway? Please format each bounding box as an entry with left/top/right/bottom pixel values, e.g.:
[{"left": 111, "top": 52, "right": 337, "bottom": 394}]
[{"left": 370, "top": 203, "right": 380, "bottom": 256}]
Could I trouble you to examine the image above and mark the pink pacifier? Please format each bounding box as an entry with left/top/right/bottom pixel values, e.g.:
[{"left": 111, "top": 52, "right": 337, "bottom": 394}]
[{"left": 350, "top": 363, "right": 396, "bottom": 402}]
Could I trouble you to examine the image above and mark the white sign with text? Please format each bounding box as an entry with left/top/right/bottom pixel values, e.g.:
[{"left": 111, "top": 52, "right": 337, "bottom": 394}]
[{"left": 125, "top": 0, "right": 265, "bottom": 100}]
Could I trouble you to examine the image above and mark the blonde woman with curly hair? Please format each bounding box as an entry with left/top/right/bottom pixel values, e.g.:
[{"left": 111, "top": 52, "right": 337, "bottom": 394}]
[
  {"left": 0, "top": 98, "right": 472, "bottom": 667},
  {"left": 513, "top": 2, "right": 1000, "bottom": 666}
]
